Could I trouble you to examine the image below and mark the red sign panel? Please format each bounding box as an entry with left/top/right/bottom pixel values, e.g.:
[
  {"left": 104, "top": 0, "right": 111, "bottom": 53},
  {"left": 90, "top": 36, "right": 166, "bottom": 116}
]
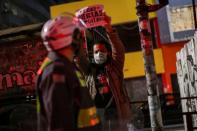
[{"left": 0, "top": 39, "right": 47, "bottom": 95}]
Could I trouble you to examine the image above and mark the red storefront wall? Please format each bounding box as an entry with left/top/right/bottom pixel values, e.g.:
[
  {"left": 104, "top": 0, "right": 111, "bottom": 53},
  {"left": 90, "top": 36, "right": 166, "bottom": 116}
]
[{"left": 161, "top": 41, "right": 186, "bottom": 100}]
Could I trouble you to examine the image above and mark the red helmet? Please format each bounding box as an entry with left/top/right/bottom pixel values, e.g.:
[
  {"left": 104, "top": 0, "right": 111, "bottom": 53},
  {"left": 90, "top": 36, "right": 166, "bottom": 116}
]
[{"left": 41, "top": 15, "right": 82, "bottom": 51}]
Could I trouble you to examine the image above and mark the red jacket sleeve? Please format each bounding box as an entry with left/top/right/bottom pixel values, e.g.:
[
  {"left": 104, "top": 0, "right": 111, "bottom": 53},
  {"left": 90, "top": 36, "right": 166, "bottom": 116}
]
[{"left": 108, "top": 29, "right": 125, "bottom": 71}]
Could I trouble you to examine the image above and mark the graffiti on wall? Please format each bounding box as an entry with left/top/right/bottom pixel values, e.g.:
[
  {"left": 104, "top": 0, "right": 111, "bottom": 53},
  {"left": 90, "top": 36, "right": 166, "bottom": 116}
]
[
  {"left": 0, "top": 39, "right": 47, "bottom": 95},
  {"left": 176, "top": 32, "right": 197, "bottom": 128}
]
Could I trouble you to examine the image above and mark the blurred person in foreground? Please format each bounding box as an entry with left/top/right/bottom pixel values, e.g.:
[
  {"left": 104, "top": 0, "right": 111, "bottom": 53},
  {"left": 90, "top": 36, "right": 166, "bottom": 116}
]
[
  {"left": 76, "top": 12, "right": 133, "bottom": 131},
  {"left": 36, "top": 15, "right": 101, "bottom": 131}
]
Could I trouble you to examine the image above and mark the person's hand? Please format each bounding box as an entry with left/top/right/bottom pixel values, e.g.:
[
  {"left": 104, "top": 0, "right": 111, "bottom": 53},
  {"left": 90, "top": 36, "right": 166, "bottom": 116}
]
[{"left": 103, "top": 12, "right": 113, "bottom": 33}]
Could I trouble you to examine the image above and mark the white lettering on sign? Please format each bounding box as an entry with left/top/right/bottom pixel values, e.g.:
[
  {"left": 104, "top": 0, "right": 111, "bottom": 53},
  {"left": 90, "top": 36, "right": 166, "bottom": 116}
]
[{"left": 76, "top": 5, "right": 107, "bottom": 28}]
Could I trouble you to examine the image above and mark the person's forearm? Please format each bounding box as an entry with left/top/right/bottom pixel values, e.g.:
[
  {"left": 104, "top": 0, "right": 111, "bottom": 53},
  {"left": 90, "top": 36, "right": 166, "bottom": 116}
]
[{"left": 108, "top": 29, "right": 125, "bottom": 65}]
